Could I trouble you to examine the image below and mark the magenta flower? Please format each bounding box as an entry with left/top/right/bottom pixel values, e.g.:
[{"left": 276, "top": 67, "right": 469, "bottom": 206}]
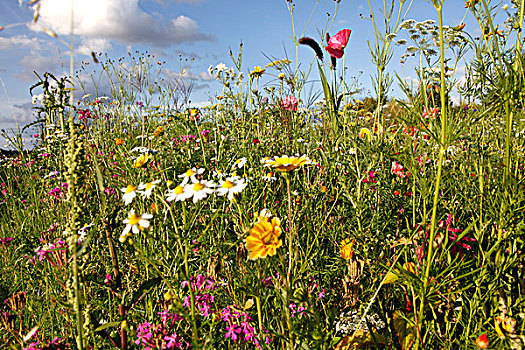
[
  {"left": 281, "top": 96, "right": 298, "bottom": 112},
  {"left": 325, "top": 29, "right": 352, "bottom": 58}
]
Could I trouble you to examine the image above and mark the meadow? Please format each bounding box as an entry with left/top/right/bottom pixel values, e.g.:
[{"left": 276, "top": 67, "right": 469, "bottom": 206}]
[{"left": 0, "top": 0, "right": 524, "bottom": 349}]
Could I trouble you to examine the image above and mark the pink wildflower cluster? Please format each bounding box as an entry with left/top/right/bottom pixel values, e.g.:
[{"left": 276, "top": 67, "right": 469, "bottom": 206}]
[
  {"left": 34, "top": 238, "right": 68, "bottom": 267},
  {"left": 289, "top": 303, "right": 307, "bottom": 317},
  {"left": 172, "top": 135, "right": 199, "bottom": 145},
  {"left": 48, "top": 183, "right": 69, "bottom": 199},
  {"left": 135, "top": 315, "right": 186, "bottom": 350},
  {"left": 220, "top": 306, "right": 269, "bottom": 348},
  {"left": 281, "top": 96, "right": 298, "bottom": 112},
  {"left": 181, "top": 275, "right": 216, "bottom": 317},
  {"left": 78, "top": 109, "right": 92, "bottom": 121},
  {"left": 0, "top": 237, "right": 14, "bottom": 249},
  {"left": 391, "top": 161, "right": 408, "bottom": 178}
]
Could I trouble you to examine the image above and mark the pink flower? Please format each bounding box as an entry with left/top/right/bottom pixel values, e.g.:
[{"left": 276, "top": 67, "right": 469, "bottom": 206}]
[
  {"left": 391, "top": 161, "right": 407, "bottom": 178},
  {"left": 326, "top": 29, "right": 352, "bottom": 58},
  {"left": 281, "top": 95, "right": 298, "bottom": 112}
]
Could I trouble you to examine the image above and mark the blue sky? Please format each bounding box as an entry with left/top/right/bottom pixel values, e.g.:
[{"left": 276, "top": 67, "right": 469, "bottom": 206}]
[{"left": 0, "top": 0, "right": 485, "bottom": 144}]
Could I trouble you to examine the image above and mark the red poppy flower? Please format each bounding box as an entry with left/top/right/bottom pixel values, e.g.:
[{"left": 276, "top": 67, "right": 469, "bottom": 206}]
[{"left": 325, "top": 29, "right": 351, "bottom": 59}]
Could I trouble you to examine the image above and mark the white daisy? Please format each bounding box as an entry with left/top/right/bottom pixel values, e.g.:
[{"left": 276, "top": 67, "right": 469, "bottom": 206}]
[
  {"left": 216, "top": 176, "right": 247, "bottom": 201},
  {"left": 263, "top": 172, "right": 277, "bottom": 182},
  {"left": 178, "top": 167, "right": 205, "bottom": 185},
  {"left": 165, "top": 184, "right": 190, "bottom": 202},
  {"left": 233, "top": 157, "right": 247, "bottom": 169},
  {"left": 137, "top": 180, "right": 161, "bottom": 198},
  {"left": 121, "top": 185, "right": 138, "bottom": 205},
  {"left": 119, "top": 210, "right": 153, "bottom": 243},
  {"left": 184, "top": 179, "right": 216, "bottom": 204}
]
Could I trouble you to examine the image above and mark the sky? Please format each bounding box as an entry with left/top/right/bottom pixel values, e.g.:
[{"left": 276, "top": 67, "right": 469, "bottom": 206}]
[{"left": 0, "top": 0, "right": 486, "bottom": 147}]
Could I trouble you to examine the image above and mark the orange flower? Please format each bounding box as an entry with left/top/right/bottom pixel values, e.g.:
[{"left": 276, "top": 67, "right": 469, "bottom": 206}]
[
  {"left": 475, "top": 334, "right": 489, "bottom": 349},
  {"left": 341, "top": 238, "right": 355, "bottom": 260},
  {"left": 320, "top": 185, "right": 328, "bottom": 193},
  {"left": 115, "top": 138, "right": 124, "bottom": 145},
  {"left": 245, "top": 216, "right": 282, "bottom": 260}
]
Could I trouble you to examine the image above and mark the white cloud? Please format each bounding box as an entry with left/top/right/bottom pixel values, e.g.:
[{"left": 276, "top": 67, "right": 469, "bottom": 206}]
[
  {"left": 198, "top": 71, "right": 214, "bottom": 81},
  {"left": 0, "top": 35, "right": 41, "bottom": 50},
  {"left": 77, "top": 38, "right": 112, "bottom": 56},
  {"left": 17, "top": 53, "right": 63, "bottom": 82},
  {"left": 32, "top": 0, "right": 214, "bottom": 49}
]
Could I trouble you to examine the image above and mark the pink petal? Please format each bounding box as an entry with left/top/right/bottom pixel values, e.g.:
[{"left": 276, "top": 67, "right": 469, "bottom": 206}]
[{"left": 329, "top": 29, "right": 351, "bottom": 48}]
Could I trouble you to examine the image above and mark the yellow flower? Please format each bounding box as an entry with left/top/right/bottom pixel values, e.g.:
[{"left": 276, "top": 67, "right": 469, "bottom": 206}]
[
  {"left": 264, "top": 155, "right": 311, "bottom": 172},
  {"left": 495, "top": 315, "right": 515, "bottom": 337},
  {"left": 133, "top": 153, "right": 149, "bottom": 168},
  {"left": 115, "top": 138, "right": 124, "bottom": 145},
  {"left": 153, "top": 126, "right": 164, "bottom": 137},
  {"left": 250, "top": 66, "right": 265, "bottom": 78},
  {"left": 278, "top": 72, "right": 285, "bottom": 80},
  {"left": 341, "top": 238, "right": 355, "bottom": 260},
  {"left": 245, "top": 216, "right": 282, "bottom": 260},
  {"left": 359, "top": 128, "right": 371, "bottom": 141}
]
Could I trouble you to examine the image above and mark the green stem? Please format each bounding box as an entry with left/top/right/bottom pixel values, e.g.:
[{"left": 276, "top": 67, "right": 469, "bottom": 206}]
[
  {"left": 418, "top": 1, "right": 448, "bottom": 343},
  {"left": 285, "top": 173, "right": 294, "bottom": 350}
]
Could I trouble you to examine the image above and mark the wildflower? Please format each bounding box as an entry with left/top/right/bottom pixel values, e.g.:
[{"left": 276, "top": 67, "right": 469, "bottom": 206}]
[
  {"left": 245, "top": 216, "right": 283, "bottom": 259},
  {"left": 359, "top": 128, "right": 371, "bottom": 141},
  {"left": 475, "top": 333, "right": 489, "bottom": 349},
  {"left": 233, "top": 157, "right": 247, "bottom": 169},
  {"left": 184, "top": 179, "right": 216, "bottom": 204},
  {"left": 341, "top": 238, "right": 355, "bottom": 260},
  {"left": 120, "top": 210, "right": 153, "bottom": 243},
  {"left": 153, "top": 126, "right": 164, "bottom": 137},
  {"left": 137, "top": 180, "right": 160, "bottom": 198},
  {"left": 165, "top": 184, "right": 190, "bottom": 202},
  {"left": 189, "top": 108, "right": 200, "bottom": 122},
  {"left": 115, "top": 138, "right": 124, "bottom": 145},
  {"left": 216, "top": 176, "right": 247, "bottom": 201},
  {"left": 281, "top": 95, "right": 298, "bottom": 112},
  {"left": 263, "top": 172, "right": 277, "bottom": 182},
  {"left": 326, "top": 29, "right": 352, "bottom": 59},
  {"left": 250, "top": 66, "right": 265, "bottom": 78},
  {"left": 391, "top": 161, "right": 407, "bottom": 178},
  {"left": 178, "top": 167, "right": 205, "bottom": 185},
  {"left": 264, "top": 155, "right": 311, "bottom": 172},
  {"left": 121, "top": 185, "right": 137, "bottom": 205},
  {"left": 278, "top": 72, "right": 285, "bottom": 80},
  {"left": 495, "top": 315, "right": 515, "bottom": 337},
  {"left": 133, "top": 153, "right": 149, "bottom": 168}
]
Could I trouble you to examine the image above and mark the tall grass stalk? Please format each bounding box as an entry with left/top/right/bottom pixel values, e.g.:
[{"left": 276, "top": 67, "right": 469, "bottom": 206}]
[{"left": 418, "top": 1, "right": 448, "bottom": 345}]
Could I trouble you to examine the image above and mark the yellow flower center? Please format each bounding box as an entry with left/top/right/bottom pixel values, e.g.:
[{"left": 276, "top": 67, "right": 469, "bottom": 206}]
[
  {"left": 193, "top": 183, "right": 205, "bottom": 191},
  {"left": 222, "top": 180, "right": 235, "bottom": 189},
  {"left": 185, "top": 169, "right": 196, "bottom": 177},
  {"left": 126, "top": 185, "right": 137, "bottom": 193},
  {"left": 175, "top": 185, "right": 184, "bottom": 194},
  {"left": 145, "top": 182, "right": 153, "bottom": 191},
  {"left": 128, "top": 213, "right": 141, "bottom": 225}
]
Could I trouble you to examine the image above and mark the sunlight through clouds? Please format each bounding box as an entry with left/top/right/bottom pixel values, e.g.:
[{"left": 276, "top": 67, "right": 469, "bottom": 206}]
[{"left": 31, "top": 0, "right": 214, "bottom": 47}]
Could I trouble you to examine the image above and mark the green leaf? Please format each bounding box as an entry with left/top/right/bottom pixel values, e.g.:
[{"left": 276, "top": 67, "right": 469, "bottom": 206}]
[
  {"left": 127, "top": 277, "right": 162, "bottom": 310},
  {"left": 94, "top": 321, "right": 121, "bottom": 332},
  {"left": 393, "top": 311, "right": 417, "bottom": 350}
]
